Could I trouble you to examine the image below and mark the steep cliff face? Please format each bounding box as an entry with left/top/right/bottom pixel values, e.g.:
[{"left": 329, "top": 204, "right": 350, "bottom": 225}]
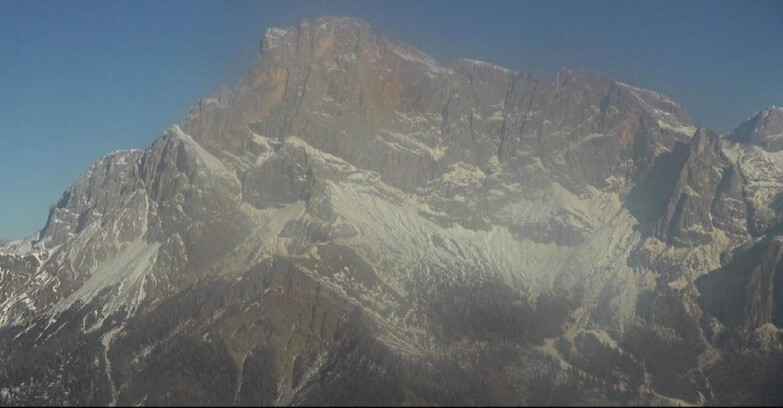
[
  {"left": 698, "top": 236, "right": 783, "bottom": 330},
  {"left": 651, "top": 128, "right": 739, "bottom": 246},
  {"left": 1, "top": 17, "right": 782, "bottom": 406}
]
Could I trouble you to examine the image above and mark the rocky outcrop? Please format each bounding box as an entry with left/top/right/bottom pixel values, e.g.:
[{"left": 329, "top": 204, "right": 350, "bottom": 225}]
[
  {"left": 651, "top": 128, "right": 732, "bottom": 246},
  {"left": 711, "top": 161, "right": 750, "bottom": 236},
  {"left": 37, "top": 149, "right": 147, "bottom": 248},
  {"left": 698, "top": 235, "right": 783, "bottom": 330}
]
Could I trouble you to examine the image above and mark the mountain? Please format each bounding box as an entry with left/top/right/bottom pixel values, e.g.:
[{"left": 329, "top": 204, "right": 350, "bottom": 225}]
[
  {"left": 728, "top": 106, "right": 783, "bottom": 152},
  {"left": 1, "top": 17, "right": 782, "bottom": 405}
]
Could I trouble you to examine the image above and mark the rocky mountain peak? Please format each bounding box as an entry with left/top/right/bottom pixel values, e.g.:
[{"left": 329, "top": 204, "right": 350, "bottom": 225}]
[
  {"left": 182, "top": 17, "right": 706, "bottom": 200},
  {"left": 260, "top": 16, "right": 373, "bottom": 56},
  {"left": 692, "top": 126, "right": 722, "bottom": 153},
  {"left": 728, "top": 105, "right": 783, "bottom": 151},
  {"left": 36, "top": 149, "right": 146, "bottom": 249}
]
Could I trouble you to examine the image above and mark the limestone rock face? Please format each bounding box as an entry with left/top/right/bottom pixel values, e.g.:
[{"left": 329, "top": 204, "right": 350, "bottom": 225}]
[
  {"left": 711, "top": 160, "right": 750, "bottom": 236},
  {"left": 698, "top": 236, "right": 783, "bottom": 330},
  {"left": 652, "top": 128, "right": 733, "bottom": 246},
  {"left": 1, "top": 16, "right": 782, "bottom": 406}
]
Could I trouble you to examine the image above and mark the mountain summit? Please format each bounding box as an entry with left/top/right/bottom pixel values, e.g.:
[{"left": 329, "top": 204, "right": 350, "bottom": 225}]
[
  {"left": 728, "top": 105, "right": 783, "bottom": 151},
  {"left": 1, "top": 17, "right": 782, "bottom": 406}
]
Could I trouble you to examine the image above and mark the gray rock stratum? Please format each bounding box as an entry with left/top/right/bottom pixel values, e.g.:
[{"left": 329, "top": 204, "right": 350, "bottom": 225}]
[{"left": 1, "top": 17, "right": 782, "bottom": 405}]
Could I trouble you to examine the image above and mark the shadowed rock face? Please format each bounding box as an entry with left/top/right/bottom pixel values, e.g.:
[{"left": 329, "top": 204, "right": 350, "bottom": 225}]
[
  {"left": 1, "top": 16, "right": 782, "bottom": 406},
  {"left": 698, "top": 235, "right": 783, "bottom": 330},
  {"left": 651, "top": 128, "right": 733, "bottom": 246}
]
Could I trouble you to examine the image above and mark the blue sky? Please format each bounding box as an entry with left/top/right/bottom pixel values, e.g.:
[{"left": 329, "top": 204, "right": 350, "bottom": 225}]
[{"left": 1, "top": 1, "right": 781, "bottom": 239}]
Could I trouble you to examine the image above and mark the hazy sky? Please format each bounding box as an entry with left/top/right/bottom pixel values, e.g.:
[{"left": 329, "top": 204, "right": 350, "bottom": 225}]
[{"left": 1, "top": 1, "right": 781, "bottom": 239}]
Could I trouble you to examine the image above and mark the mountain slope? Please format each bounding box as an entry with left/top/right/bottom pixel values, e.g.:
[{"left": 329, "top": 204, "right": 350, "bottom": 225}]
[{"left": 1, "top": 17, "right": 782, "bottom": 405}]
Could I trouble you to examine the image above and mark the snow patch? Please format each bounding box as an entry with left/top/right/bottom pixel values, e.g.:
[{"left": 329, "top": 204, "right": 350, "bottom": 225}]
[{"left": 52, "top": 239, "right": 162, "bottom": 316}]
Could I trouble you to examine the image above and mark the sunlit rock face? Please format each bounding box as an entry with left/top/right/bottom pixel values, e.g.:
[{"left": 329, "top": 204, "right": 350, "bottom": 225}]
[{"left": 1, "top": 17, "right": 782, "bottom": 406}]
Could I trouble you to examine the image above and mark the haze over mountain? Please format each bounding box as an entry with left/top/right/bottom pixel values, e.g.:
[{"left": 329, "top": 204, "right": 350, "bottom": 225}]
[{"left": 1, "top": 17, "right": 782, "bottom": 406}]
